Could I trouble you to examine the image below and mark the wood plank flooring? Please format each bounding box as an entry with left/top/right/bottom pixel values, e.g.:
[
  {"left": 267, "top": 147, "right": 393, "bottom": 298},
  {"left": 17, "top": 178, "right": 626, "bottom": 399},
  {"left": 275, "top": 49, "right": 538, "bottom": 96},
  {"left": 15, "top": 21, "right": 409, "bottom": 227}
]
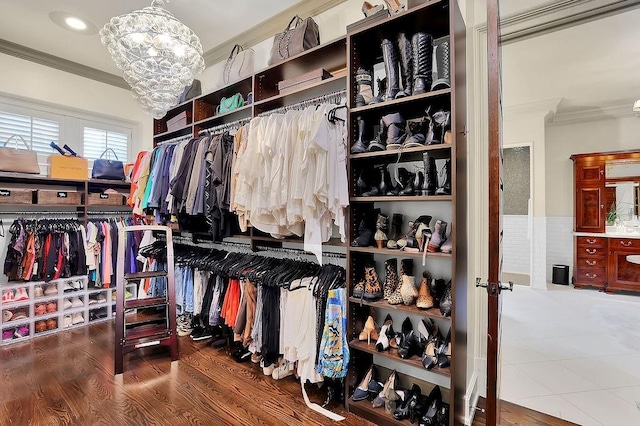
[
  {"left": 0, "top": 321, "right": 370, "bottom": 426},
  {"left": 473, "top": 398, "right": 578, "bottom": 426},
  {"left": 1, "top": 320, "right": 580, "bottom": 426}
]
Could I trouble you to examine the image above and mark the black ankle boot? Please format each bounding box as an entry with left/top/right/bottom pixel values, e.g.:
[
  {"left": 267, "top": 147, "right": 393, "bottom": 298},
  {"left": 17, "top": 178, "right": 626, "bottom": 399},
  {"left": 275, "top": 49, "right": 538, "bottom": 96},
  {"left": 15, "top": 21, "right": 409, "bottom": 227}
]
[
  {"left": 399, "top": 172, "right": 416, "bottom": 196},
  {"left": 396, "top": 32, "right": 413, "bottom": 98},
  {"left": 386, "top": 213, "right": 403, "bottom": 249},
  {"left": 387, "top": 167, "right": 409, "bottom": 195},
  {"left": 352, "top": 210, "right": 377, "bottom": 246},
  {"left": 411, "top": 32, "right": 433, "bottom": 95},
  {"left": 382, "top": 112, "right": 407, "bottom": 150}
]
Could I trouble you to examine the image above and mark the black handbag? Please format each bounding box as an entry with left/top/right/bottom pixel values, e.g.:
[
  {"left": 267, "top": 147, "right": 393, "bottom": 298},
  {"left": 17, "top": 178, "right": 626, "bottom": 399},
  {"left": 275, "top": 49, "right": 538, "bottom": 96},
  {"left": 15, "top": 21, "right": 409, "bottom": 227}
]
[{"left": 92, "top": 148, "right": 125, "bottom": 180}]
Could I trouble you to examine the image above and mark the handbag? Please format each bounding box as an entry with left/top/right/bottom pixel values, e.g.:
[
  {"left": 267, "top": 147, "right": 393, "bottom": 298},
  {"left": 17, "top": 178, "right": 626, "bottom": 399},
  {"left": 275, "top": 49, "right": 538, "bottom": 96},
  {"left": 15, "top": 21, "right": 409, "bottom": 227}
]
[
  {"left": 178, "top": 79, "right": 202, "bottom": 103},
  {"left": 92, "top": 148, "right": 125, "bottom": 180},
  {"left": 268, "top": 15, "right": 320, "bottom": 65},
  {"left": 0, "top": 135, "right": 40, "bottom": 174},
  {"left": 223, "top": 44, "right": 255, "bottom": 85},
  {"left": 216, "top": 93, "right": 244, "bottom": 115}
]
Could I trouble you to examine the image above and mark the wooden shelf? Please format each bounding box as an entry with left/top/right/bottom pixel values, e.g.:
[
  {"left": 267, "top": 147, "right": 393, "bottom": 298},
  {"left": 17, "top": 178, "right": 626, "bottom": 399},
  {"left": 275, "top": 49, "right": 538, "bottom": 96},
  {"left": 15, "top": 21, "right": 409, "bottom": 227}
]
[
  {"left": 350, "top": 88, "right": 451, "bottom": 114},
  {"left": 348, "top": 296, "right": 449, "bottom": 320},
  {"left": 349, "top": 245, "right": 452, "bottom": 259},
  {"left": 347, "top": 0, "right": 447, "bottom": 37},
  {"left": 350, "top": 195, "right": 452, "bottom": 202},
  {"left": 350, "top": 144, "right": 451, "bottom": 160},
  {"left": 349, "top": 339, "right": 450, "bottom": 379},
  {"left": 87, "top": 179, "right": 130, "bottom": 188},
  {"left": 0, "top": 172, "right": 86, "bottom": 186},
  {"left": 153, "top": 125, "right": 193, "bottom": 141},
  {"left": 124, "top": 323, "right": 171, "bottom": 343},
  {"left": 253, "top": 75, "right": 346, "bottom": 110},
  {"left": 192, "top": 104, "right": 253, "bottom": 128},
  {"left": 252, "top": 234, "right": 345, "bottom": 247},
  {"left": 254, "top": 36, "right": 347, "bottom": 75},
  {"left": 348, "top": 398, "right": 410, "bottom": 426},
  {"left": 125, "top": 271, "right": 168, "bottom": 280},
  {"left": 125, "top": 297, "right": 167, "bottom": 310}
]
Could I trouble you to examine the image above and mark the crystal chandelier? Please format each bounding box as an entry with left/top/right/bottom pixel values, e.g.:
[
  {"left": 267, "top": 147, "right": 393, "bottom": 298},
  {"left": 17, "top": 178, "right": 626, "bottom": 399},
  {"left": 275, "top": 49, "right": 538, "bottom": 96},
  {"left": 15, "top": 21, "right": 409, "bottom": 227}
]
[{"left": 100, "top": 0, "right": 205, "bottom": 119}]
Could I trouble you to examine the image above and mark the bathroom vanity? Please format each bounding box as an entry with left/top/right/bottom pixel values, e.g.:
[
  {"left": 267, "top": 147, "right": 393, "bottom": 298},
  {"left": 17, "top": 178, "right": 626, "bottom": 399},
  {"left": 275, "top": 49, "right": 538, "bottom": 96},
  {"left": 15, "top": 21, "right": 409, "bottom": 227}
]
[{"left": 571, "top": 151, "right": 640, "bottom": 292}]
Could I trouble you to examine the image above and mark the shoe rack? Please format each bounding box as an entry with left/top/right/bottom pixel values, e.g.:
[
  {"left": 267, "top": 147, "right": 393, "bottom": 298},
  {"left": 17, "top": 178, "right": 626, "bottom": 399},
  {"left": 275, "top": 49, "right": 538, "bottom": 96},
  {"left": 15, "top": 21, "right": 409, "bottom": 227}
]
[
  {"left": 0, "top": 276, "right": 137, "bottom": 345},
  {"left": 345, "top": 1, "right": 467, "bottom": 425}
]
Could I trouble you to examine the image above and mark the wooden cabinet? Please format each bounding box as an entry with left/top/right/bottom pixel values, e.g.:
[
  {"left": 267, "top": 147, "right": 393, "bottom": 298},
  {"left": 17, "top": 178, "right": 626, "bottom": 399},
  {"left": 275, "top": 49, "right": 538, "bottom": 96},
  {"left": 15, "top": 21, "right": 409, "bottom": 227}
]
[
  {"left": 574, "top": 236, "right": 607, "bottom": 290},
  {"left": 607, "top": 238, "right": 640, "bottom": 292},
  {"left": 573, "top": 160, "right": 605, "bottom": 233}
]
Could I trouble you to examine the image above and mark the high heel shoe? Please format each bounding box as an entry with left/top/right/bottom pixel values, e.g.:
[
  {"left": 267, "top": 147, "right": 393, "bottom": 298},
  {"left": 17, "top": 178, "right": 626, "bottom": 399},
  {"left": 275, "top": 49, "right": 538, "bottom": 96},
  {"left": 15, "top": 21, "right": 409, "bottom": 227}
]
[
  {"left": 421, "top": 323, "right": 441, "bottom": 370},
  {"left": 394, "top": 384, "right": 419, "bottom": 420},
  {"left": 353, "top": 365, "right": 377, "bottom": 401},
  {"left": 397, "top": 317, "right": 422, "bottom": 359},
  {"left": 376, "top": 314, "right": 395, "bottom": 352},
  {"left": 437, "top": 329, "right": 452, "bottom": 368},
  {"left": 418, "top": 386, "right": 442, "bottom": 426},
  {"left": 408, "top": 384, "right": 427, "bottom": 424},
  {"left": 384, "top": 0, "right": 405, "bottom": 14},
  {"left": 359, "top": 315, "right": 379, "bottom": 344},
  {"left": 362, "top": 1, "right": 385, "bottom": 17},
  {"left": 372, "top": 370, "right": 398, "bottom": 408}
]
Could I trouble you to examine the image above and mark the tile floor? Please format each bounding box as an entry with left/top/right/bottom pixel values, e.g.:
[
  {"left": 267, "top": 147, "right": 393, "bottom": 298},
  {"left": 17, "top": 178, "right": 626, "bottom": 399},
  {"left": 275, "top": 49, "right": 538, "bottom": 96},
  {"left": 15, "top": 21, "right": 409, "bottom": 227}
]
[{"left": 501, "top": 283, "right": 640, "bottom": 425}]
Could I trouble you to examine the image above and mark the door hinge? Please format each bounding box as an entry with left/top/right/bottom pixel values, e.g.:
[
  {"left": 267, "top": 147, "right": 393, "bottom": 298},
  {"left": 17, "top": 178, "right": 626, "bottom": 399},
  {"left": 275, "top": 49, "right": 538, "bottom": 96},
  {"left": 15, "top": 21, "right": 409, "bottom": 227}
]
[{"left": 476, "top": 278, "right": 514, "bottom": 296}]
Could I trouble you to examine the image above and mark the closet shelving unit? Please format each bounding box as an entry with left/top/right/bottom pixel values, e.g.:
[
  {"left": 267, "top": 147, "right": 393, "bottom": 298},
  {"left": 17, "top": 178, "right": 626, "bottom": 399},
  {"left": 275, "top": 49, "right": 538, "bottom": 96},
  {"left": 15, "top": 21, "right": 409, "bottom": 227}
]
[
  {"left": 0, "top": 173, "right": 133, "bottom": 345},
  {"left": 153, "top": 36, "right": 349, "bottom": 252},
  {"left": 345, "top": 1, "right": 467, "bottom": 425}
]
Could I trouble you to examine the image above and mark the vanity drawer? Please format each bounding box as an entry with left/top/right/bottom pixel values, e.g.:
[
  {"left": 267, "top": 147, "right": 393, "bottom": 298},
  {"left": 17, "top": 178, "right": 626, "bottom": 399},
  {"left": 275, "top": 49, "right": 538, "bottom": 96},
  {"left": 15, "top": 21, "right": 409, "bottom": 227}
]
[
  {"left": 577, "top": 236, "right": 607, "bottom": 248},
  {"left": 609, "top": 238, "right": 640, "bottom": 250},
  {"left": 577, "top": 257, "right": 606, "bottom": 268},
  {"left": 575, "top": 267, "right": 607, "bottom": 284},
  {"left": 577, "top": 245, "right": 607, "bottom": 258}
]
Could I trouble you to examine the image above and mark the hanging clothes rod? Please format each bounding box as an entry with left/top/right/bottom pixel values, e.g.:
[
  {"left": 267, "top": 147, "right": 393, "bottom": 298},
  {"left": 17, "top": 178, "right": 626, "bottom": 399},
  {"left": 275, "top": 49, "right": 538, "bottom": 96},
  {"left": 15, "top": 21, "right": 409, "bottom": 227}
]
[
  {"left": 255, "top": 244, "right": 346, "bottom": 258},
  {"left": 0, "top": 210, "right": 80, "bottom": 215},
  {"left": 258, "top": 89, "right": 347, "bottom": 117},
  {"left": 156, "top": 134, "right": 193, "bottom": 146},
  {"left": 198, "top": 117, "right": 252, "bottom": 135},
  {"left": 86, "top": 210, "right": 133, "bottom": 215}
]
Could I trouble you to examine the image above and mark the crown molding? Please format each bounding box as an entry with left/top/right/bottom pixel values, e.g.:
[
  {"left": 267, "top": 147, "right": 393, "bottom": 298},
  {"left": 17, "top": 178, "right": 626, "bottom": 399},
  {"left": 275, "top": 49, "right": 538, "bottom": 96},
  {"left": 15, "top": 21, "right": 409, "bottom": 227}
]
[
  {"left": 0, "top": 38, "right": 128, "bottom": 89},
  {"left": 202, "top": 0, "right": 347, "bottom": 66},
  {"left": 504, "top": 98, "right": 562, "bottom": 119},
  {"left": 552, "top": 100, "right": 638, "bottom": 123},
  {"left": 477, "top": 0, "right": 640, "bottom": 42}
]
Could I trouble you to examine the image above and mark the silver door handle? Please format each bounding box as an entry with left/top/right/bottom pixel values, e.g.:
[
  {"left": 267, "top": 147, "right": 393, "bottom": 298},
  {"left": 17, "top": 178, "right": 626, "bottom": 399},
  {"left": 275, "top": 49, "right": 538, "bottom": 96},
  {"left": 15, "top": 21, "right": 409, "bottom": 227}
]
[
  {"left": 586, "top": 260, "right": 596, "bottom": 266},
  {"left": 586, "top": 249, "right": 597, "bottom": 255}
]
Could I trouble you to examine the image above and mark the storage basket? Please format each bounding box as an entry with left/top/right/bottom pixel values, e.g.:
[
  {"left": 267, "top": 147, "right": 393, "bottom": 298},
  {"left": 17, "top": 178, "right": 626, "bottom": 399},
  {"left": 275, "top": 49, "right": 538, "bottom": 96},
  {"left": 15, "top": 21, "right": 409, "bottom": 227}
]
[
  {"left": 87, "top": 192, "right": 125, "bottom": 206},
  {"left": 0, "top": 188, "right": 34, "bottom": 205},
  {"left": 36, "top": 190, "right": 82, "bottom": 205}
]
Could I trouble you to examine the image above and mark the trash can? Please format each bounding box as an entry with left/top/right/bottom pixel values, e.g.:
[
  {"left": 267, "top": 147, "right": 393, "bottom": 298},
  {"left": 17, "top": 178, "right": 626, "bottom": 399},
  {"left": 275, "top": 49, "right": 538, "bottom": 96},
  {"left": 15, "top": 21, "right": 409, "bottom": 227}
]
[{"left": 552, "top": 264, "right": 569, "bottom": 285}]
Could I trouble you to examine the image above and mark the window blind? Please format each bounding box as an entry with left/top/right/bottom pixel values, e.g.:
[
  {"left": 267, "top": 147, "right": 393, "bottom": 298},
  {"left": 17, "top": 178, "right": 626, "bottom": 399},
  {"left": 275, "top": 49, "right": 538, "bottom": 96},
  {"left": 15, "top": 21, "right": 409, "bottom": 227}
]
[{"left": 83, "top": 127, "right": 128, "bottom": 162}]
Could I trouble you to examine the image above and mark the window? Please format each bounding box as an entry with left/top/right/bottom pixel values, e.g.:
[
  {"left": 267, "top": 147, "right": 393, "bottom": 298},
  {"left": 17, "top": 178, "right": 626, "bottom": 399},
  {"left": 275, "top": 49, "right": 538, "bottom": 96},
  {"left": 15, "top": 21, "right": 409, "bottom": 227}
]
[
  {"left": 0, "top": 111, "right": 58, "bottom": 157},
  {"left": 83, "top": 127, "right": 129, "bottom": 162}
]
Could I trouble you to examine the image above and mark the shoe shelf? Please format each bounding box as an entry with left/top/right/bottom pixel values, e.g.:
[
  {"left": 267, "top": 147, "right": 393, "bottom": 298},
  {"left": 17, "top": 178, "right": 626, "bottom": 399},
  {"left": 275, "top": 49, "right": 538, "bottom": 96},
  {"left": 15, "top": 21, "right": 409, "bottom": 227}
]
[
  {"left": 350, "top": 144, "right": 452, "bottom": 161},
  {"left": 346, "top": 0, "right": 466, "bottom": 422},
  {"left": 350, "top": 195, "right": 452, "bottom": 202},
  {"left": 252, "top": 75, "right": 347, "bottom": 114},
  {"left": 349, "top": 245, "right": 452, "bottom": 259},
  {"left": 350, "top": 88, "right": 451, "bottom": 115},
  {"left": 33, "top": 311, "right": 61, "bottom": 322},
  {"left": 348, "top": 339, "right": 450, "bottom": 379},
  {"left": 348, "top": 296, "right": 449, "bottom": 321}
]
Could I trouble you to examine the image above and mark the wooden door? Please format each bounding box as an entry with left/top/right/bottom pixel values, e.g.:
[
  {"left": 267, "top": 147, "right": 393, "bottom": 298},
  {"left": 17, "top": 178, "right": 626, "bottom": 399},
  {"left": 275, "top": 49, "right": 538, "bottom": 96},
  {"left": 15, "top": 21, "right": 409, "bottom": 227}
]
[{"left": 575, "top": 162, "right": 605, "bottom": 233}]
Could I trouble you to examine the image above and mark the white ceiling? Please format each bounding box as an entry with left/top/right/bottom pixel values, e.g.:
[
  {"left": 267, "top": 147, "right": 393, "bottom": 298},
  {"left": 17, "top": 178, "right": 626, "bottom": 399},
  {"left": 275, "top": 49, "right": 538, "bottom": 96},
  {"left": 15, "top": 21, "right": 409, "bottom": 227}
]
[
  {"left": 502, "top": 6, "right": 640, "bottom": 113},
  {"left": 0, "top": 0, "right": 301, "bottom": 75}
]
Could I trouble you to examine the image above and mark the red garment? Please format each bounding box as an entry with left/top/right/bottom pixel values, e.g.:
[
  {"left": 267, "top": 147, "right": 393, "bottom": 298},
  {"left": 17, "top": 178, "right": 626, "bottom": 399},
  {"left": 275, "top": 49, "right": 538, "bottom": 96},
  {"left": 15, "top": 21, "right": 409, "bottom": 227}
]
[{"left": 221, "top": 279, "right": 241, "bottom": 328}]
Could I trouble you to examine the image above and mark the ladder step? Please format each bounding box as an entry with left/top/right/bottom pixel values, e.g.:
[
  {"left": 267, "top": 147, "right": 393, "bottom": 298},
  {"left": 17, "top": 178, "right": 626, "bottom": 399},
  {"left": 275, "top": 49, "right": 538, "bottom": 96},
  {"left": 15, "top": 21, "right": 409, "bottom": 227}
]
[
  {"left": 125, "top": 317, "right": 167, "bottom": 329},
  {"left": 125, "top": 297, "right": 167, "bottom": 309},
  {"left": 124, "top": 324, "right": 171, "bottom": 343},
  {"left": 125, "top": 271, "right": 168, "bottom": 280}
]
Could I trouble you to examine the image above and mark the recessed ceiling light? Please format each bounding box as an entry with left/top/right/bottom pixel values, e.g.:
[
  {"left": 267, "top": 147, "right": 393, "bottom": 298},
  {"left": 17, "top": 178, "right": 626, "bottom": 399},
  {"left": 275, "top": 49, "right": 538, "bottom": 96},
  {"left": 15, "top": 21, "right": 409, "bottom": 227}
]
[
  {"left": 49, "top": 11, "right": 97, "bottom": 35},
  {"left": 65, "top": 17, "right": 87, "bottom": 31}
]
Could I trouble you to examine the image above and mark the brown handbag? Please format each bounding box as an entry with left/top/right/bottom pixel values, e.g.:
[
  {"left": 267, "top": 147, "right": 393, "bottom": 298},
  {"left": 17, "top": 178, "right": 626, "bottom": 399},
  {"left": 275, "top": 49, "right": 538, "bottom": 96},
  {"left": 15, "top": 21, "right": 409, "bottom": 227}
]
[
  {"left": 268, "top": 15, "right": 320, "bottom": 66},
  {"left": 0, "top": 135, "right": 40, "bottom": 174}
]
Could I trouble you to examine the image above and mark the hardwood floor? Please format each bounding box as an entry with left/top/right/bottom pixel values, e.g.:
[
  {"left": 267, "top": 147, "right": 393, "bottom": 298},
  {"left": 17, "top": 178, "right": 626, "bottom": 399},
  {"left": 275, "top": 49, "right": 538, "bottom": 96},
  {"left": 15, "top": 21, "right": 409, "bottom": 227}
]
[
  {"left": 473, "top": 399, "right": 578, "bottom": 426},
  {"left": 0, "top": 321, "right": 370, "bottom": 426},
  {"left": 1, "top": 320, "right": 581, "bottom": 426}
]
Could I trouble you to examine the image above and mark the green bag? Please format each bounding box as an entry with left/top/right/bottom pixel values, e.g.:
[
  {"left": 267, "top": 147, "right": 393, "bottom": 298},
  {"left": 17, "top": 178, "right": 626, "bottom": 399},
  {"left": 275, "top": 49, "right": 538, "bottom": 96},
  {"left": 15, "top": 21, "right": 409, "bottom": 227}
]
[{"left": 217, "top": 93, "right": 244, "bottom": 115}]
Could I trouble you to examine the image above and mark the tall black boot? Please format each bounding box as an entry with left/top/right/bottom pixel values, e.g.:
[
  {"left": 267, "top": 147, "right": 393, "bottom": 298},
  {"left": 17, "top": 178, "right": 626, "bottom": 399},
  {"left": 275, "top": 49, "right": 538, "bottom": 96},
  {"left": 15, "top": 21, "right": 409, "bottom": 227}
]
[
  {"left": 422, "top": 152, "right": 437, "bottom": 195},
  {"left": 350, "top": 117, "right": 369, "bottom": 154},
  {"left": 411, "top": 32, "right": 433, "bottom": 95},
  {"left": 396, "top": 32, "right": 413, "bottom": 98},
  {"left": 435, "top": 159, "right": 451, "bottom": 195},
  {"left": 432, "top": 36, "right": 451, "bottom": 91},
  {"left": 381, "top": 38, "right": 400, "bottom": 100}
]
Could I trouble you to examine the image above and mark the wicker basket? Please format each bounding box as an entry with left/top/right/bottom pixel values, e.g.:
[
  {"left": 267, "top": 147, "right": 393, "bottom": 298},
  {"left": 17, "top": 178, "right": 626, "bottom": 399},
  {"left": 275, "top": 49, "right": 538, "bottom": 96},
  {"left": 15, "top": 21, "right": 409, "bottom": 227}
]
[
  {"left": 36, "top": 190, "right": 82, "bottom": 205},
  {"left": 87, "top": 192, "right": 125, "bottom": 206},
  {"left": 0, "top": 188, "right": 34, "bottom": 205}
]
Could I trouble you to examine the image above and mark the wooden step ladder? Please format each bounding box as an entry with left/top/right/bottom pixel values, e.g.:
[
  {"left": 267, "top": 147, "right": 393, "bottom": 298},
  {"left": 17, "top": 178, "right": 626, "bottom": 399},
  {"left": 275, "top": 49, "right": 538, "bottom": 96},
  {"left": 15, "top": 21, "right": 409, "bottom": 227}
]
[{"left": 114, "top": 225, "right": 178, "bottom": 375}]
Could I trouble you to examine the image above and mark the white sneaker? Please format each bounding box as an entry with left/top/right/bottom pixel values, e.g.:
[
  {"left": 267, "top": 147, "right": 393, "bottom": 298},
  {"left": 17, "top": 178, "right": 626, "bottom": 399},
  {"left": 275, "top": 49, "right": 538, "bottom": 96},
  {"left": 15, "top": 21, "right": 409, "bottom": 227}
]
[
  {"left": 96, "top": 294, "right": 107, "bottom": 304},
  {"left": 71, "top": 297, "right": 84, "bottom": 308},
  {"left": 33, "top": 285, "right": 44, "bottom": 298},
  {"left": 63, "top": 315, "right": 73, "bottom": 327},
  {"left": 72, "top": 312, "right": 84, "bottom": 325},
  {"left": 272, "top": 360, "right": 294, "bottom": 380},
  {"left": 73, "top": 280, "right": 83, "bottom": 290},
  {"left": 63, "top": 281, "right": 74, "bottom": 292},
  {"left": 44, "top": 284, "right": 58, "bottom": 296},
  {"left": 63, "top": 299, "right": 73, "bottom": 310}
]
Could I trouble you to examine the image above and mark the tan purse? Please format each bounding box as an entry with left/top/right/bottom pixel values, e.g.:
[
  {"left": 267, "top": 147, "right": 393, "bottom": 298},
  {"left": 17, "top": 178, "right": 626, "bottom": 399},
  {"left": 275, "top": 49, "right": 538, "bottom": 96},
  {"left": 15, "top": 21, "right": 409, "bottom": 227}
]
[
  {"left": 268, "top": 16, "right": 320, "bottom": 65},
  {"left": 0, "top": 135, "right": 40, "bottom": 174}
]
